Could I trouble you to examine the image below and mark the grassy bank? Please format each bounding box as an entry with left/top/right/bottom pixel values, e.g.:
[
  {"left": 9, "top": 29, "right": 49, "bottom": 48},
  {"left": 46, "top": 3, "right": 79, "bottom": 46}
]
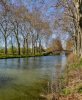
[
  {"left": 45, "top": 54, "right": 82, "bottom": 100},
  {"left": 0, "top": 53, "right": 45, "bottom": 59},
  {"left": 58, "top": 55, "right": 82, "bottom": 100},
  {"left": 0, "top": 52, "right": 62, "bottom": 59}
]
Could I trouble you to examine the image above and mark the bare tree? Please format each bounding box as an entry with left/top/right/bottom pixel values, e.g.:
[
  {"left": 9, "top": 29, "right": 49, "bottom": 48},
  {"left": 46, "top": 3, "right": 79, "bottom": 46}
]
[
  {"left": 0, "top": 15, "right": 12, "bottom": 55},
  {"left": 54, "top": 0, "right": 82, "bottom": 56}
]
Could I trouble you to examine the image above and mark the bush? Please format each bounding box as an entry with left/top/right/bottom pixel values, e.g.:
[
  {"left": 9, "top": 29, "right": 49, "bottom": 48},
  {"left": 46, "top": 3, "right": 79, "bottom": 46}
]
[
  {"left": 61, "top": 87, "right": 71, "bottom": 95},
  {"left": 67, "top": 53, "right": 79, "bottom": 64}
]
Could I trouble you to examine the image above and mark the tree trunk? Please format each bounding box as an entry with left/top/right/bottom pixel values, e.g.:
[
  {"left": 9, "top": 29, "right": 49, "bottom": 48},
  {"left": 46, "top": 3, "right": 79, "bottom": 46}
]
[
  {"left": 34, "top": 43, "right": 36, "bottom": 55},
  {"left": 32, "top": 40, "right": 34, "bottom": 54},
  {"left": 73, "top": 36, "right": 77, "bottom": 55},
  {"left": 4, "top": 37, "right": 7, "bottom": 55},
  {"left": 11, "top": 36, "right": 14, "bottom": 55},
  {"left": 16, "top": 37, "right": 20, "bottom": 55},
  {"left": 18, "top": 42, "right": 20, "bottom": 55},
  {"left": 80, "top": 28, "right": 82, "bottom": 57},
  {"left": 23, "top": 38, "right": 25, "bottom": 54},
  {"left": 26, "top": 36, "right": 28, "bottom": 55},
  {"left": 35, "top": 41, "right": 38, "bottom": 53},
  {"left": 32, "top": 35, "right": 34, "bottom": 54},
  {"left": 15, "top": 21, "right": 20, "bottom": 55},
  {"left": 77, "top": 31, "right": 81, "bottom": 56},
  {"left": 39, "top": 39, "right": 41, "bottom": 54},
  {"left": 18, "top": 43, "right": 20, "bottom": 55}
]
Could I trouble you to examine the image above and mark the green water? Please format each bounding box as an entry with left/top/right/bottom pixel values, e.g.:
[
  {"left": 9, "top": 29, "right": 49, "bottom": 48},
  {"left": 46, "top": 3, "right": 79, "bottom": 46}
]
[{"left": 0, "top": 55, "right": 66, "bottom": 100}]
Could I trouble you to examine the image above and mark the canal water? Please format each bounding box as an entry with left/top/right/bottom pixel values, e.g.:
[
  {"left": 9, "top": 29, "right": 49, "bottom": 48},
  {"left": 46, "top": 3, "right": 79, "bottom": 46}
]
[{"left": 0, "top": 55, "right": 66, "bottom": 100}]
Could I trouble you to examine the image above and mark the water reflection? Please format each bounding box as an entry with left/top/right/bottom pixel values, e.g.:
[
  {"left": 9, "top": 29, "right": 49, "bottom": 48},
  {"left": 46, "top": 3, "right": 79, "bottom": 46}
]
[
  {"left": 0, "top": 55, "right": 66, "bottom": 100},
  {"left": 0, "top": 75, "right": 14, "bottom": 88},
  {"left": 0, "top": 55, "right": 66, "bottom": 69},
  {"left": 0, "top": 55, "right": 66, "bottom": 81}
]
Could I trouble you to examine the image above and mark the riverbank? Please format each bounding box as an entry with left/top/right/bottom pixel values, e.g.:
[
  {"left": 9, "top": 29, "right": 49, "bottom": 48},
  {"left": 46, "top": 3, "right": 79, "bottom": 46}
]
[
  {"left": 0, "top": 52, "right": 62, "bottom": 59},
  {"left": 59, "top": 57, "right": 82, "bottom": 100},
  {"left": 60, "top": 68, "right": 82, "bottom": 99},
  {"left": 0, "top": 54, "right": 45, "bottom": 59},
  {"left": 45, "top": 54, "right": 82, "bottom": 100}
]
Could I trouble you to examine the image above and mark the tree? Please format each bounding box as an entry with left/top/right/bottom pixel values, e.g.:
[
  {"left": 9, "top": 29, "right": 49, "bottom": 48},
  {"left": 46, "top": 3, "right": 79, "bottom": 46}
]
[
  {"left": 53, "top": 0, "right": 82, "bottom": 56},
  {"left": 20, "top": 22, "right": 31, "bottom": 54},
  {"left": 0, "top": 0, "right": 53, "bottom": 56},
  {"left": 10, "top": 5, "right": 28, "bottom": 55},
  {"left": 48, "top": 38, "right": 63, "bottom": 53},
  {"left": 0, "top": 15, "right": 12, "bottom": 55},
  {"left": 66, "top": 39, "right": 73, "bottom": 51}
]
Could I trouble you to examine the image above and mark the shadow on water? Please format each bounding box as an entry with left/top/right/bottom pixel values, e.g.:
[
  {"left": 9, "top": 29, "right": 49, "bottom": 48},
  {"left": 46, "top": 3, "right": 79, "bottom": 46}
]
[{"left": 0, "top": 75, "right": 15, "bottom": 88}]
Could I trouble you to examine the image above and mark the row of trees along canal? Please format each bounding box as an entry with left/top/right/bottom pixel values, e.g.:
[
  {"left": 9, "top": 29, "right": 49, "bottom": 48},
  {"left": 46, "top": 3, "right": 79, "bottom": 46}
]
[
  {"left": 0, "top": 0, "right": 76, "bottom": 56},
  {"left": 54, "top": 0, "right": 82, "bottom": 57},
  {"left": 0, "top": 0, "right": 53, "bottom": 56}
]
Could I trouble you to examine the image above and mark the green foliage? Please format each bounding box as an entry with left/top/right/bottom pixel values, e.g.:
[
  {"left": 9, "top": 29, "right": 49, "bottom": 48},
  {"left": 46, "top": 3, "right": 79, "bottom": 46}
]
[
  {"left": 61, "top": 87, "right": 71, "bottom": 95},
  {"left": 8, "top": 46, "right": 17, "bottom": 54},
  {"left": 77, "top": 86, "right": 82, "bottom": 93},
  {"left": 0, "top": 47, "right": 48, "bottom": 59},
  {"left": 0, "top": 53, "right": 46, "bottom": 59},
  {"left": 0, "top": 48, "right": 4, "bottom": 54}
]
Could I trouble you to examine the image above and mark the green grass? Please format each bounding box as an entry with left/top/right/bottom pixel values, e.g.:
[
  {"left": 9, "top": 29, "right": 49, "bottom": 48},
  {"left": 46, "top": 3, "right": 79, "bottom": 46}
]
[
  {"left": 0, "top": 53, "right": 45, "bottom": 59},
  {"left": 61, "top": 87, "right": 71, "bottom": 95},
  {"left": 0, "top": 51, "right": 61, "bottom": 59}
]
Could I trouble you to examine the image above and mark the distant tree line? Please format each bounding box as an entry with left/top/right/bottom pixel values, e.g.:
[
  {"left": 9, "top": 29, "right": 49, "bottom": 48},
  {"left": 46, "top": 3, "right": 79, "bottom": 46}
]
[{"left": 0, "top": 0, "right": 51, "bottom": 56}]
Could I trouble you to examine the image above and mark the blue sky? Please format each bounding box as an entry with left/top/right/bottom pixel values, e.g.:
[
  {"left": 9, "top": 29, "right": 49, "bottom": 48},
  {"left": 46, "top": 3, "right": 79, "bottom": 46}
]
[{"left": 11, "top": 0, "right": 57, "bottom": 18}]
